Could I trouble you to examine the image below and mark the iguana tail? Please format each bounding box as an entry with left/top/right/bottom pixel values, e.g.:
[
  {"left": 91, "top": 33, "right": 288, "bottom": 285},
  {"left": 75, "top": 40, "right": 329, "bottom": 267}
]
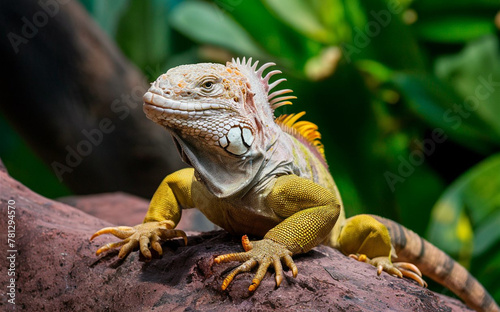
[{"left": 372, "top": 215, "right": 499, "bottom": 312}]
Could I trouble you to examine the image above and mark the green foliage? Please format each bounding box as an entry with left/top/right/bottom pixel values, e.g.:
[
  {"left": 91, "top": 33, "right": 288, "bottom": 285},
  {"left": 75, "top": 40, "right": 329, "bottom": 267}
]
[
  {"left": 114, "top": 0, "right": 172, "bottom": 78},
  {"left": 169, "top": 1, "right": 266, "bottom": 58}
]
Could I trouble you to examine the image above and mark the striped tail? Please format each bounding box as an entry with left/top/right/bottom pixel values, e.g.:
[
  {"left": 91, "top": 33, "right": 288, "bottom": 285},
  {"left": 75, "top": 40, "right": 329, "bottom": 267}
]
[{"left": 373, "top": 216, "right": 499, "bottom": 312}]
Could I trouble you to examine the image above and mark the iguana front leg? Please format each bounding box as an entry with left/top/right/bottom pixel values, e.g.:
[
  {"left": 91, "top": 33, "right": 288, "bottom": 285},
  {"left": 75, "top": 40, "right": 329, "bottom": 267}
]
[
  {"left": 214, "top": 174, "right": 341, "bottom": 291},
  {"left": 90, "top": 168, "right": 194, "bottom": 259}
]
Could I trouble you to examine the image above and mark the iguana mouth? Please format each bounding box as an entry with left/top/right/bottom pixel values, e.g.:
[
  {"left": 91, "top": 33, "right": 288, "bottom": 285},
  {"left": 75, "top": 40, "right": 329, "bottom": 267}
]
[{"left": 143, "top": 91, "right": 226, "bottom": 114}]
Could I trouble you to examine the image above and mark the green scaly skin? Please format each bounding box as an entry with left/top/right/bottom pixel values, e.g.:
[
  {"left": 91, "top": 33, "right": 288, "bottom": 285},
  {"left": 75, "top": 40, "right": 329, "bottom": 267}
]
[{"left": 90, "top": 58, "right": 498, "bottom": 312}]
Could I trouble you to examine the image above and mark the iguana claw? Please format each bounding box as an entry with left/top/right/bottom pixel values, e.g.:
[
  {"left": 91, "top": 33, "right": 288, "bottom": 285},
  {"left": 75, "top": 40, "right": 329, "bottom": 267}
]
[
  {"left": 349, "top": 254, "right": 427, "bottom": 287},
  {"left": 393, "top": 262, "right": 427, "bottom": 287},
  {"left": 214, "top": 235, "right": 297, "bottom": 291},
  {"left": 90, "top": 220, "right": 187, "bottom": 259}
]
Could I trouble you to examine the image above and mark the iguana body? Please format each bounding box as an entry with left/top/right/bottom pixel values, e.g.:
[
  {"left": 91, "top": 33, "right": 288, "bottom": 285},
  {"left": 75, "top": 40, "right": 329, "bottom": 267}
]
[{"left": 91, "top": 58, "right": 498, "bottom": 312}]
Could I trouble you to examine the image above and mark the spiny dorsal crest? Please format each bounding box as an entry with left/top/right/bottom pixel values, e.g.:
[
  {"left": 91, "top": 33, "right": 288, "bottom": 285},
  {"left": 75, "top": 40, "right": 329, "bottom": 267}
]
[
  {"left": 231, "top": 57, "right": 325, "bottom": 160},
  {"left": 231, "top": 57, "right": 296, "bottom": 110},
  {"left": 275, "top": 112, "right": 325, "bottom": 159}
]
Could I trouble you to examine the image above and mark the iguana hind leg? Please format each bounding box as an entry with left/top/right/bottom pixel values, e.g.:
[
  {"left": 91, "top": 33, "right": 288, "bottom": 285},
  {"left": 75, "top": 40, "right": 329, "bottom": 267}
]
[{"left": 339, "top": 214, "right": 425, "bottom": 286}]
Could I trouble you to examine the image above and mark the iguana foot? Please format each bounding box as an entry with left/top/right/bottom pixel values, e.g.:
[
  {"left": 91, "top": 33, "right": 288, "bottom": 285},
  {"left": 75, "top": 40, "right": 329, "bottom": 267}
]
[
  {"left": 214, "top": 235, "right": 298, "bottom": 292},
  {"left": 90, "top": 220, "right": 187, "bottom": 259},
  {"left": 349, "top": 254, "right": 427, "bottom": 287}
]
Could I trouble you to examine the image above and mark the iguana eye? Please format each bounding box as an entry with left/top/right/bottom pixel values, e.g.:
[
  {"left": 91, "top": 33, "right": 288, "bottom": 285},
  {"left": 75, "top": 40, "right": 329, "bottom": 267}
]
[
  {"left": 198, "top": 76, "right": 222, "bottom": 95},
  {"left": 200, "top": 80, "right": 216, "bottom": 91}
]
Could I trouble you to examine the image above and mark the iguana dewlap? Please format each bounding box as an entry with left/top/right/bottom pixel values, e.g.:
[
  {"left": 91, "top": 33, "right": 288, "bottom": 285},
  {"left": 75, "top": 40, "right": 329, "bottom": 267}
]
[{"left": 91, "top": 58, "right": 499, "bottom": 312}]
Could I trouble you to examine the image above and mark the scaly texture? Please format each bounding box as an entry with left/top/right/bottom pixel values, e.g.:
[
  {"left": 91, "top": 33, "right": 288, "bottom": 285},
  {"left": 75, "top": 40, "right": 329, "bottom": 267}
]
[{"left": 91, "top": 58, "right": 499, "bottom": 312}]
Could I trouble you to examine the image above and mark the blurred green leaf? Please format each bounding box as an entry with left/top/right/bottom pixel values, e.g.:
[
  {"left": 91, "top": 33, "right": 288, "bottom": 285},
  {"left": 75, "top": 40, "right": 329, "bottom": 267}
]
[
  {"left": 169, "top": 1, "right": 266, "bottom": 59},
  {"left": 428, "top": 153, "right": 500, "bottom": 258},
  {"left": 356, "top": 59, "right": 394, "bottom": 82},
  {"left": 115, "top": 0, "right": 172, "bottom": 80},
  {"left": 263, "top": 0, "right": 333, "bottom": 43},
  {"left": 313, "top": 0, "right": 351, "bottom": 44},
  {"left": 415, "top": 17, "right": 495, "bottom": 43}
]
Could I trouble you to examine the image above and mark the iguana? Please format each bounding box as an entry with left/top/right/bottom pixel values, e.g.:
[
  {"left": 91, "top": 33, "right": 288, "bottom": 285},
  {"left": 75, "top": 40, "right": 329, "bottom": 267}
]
[{"left": 90, "top": 58, "right": 499, "bottom": 312}]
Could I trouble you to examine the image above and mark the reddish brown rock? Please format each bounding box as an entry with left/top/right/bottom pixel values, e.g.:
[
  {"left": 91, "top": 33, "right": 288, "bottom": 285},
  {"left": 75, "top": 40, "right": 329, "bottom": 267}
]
[{"left": 0, "top": 162, "right": 472, "bottom": 311}]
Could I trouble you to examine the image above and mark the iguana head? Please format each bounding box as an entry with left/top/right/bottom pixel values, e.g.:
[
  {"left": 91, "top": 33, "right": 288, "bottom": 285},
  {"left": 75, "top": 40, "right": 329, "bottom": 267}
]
[{"left": 143, "top": 58, "right": 295, "bottom": 196}]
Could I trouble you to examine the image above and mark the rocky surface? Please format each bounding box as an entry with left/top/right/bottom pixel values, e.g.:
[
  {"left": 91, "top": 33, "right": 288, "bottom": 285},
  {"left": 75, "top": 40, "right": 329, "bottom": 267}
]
[{"left": 0, "top": 161, "right": 472, "bottom": 311}]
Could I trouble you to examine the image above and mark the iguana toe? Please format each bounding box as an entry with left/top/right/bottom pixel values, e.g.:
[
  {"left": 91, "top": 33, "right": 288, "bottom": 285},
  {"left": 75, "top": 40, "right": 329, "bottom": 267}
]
[
  {"left": 90, "top": 220, "right": 187, "bottom": 259},
  {"left": 94, "top": 240, "right": 129, "bottom": 256},
  {"left": 349, "top": 254, "right": 427, "bottom": 287},
  {"left": 394, "top": 262, "right": 427, "bottom": 287},
  {"left": 90, "top": 226, "right": 135, "bottom": 241},
  {"left": 219, "top": 259, "right": 258, "bottom": 290},
  {"left": 214, "top": 236, "right": 296, "bottom": 291}
]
